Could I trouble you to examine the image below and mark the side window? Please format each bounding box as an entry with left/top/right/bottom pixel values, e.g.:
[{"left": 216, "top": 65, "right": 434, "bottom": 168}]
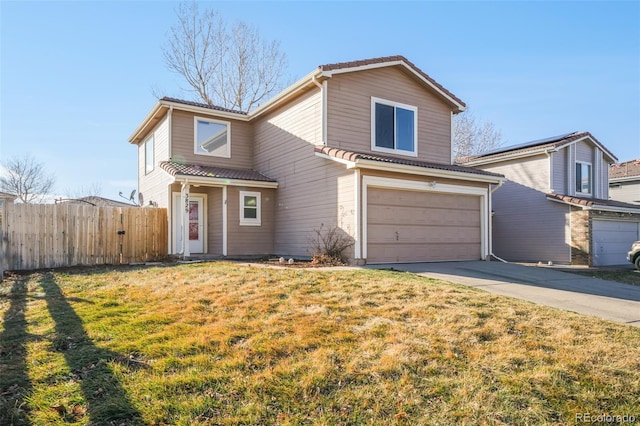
[
  {"left": 145, "top": 135, "right": 154, "bottom": 174},
  {"left": 194, "top": 117, "right": 230, "bottom": 158},
  {"left": 239, "top": 191, "right": 261, "bottom": 226},
  {"left": 575, "top": 162, "right": 592, "bottom": 195},
  {"left": 371, "top": 97, "right": 417, "bottom": 156}
]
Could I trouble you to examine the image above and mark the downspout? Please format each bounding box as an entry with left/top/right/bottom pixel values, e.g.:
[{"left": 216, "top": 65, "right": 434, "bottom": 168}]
[
  {"left": 489, "top": 180, "right": 508, "bottom": 263},
  {"left": 311, "top": 76, "right": 327, "bottom": 145}
]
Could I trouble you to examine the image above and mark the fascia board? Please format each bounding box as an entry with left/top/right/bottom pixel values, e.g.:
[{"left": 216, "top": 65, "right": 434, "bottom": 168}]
[
  {"left": 354, "top": 159, "right": 505, "bottom": 184},
  {"left": 173, "top": 174, "right": 278, "bottom": 189}
]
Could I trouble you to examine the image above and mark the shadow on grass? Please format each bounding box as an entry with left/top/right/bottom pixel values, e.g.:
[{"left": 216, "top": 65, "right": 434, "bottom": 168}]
[
  {"left": 39, "top": 272, "right": 146, "bottom": 424},
  {"left": 0, "top": 278, "right": 33, "bottom": 425}
]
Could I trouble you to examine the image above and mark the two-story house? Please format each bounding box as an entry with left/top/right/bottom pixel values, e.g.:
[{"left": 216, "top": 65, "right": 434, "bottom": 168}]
[
  {"left": 461, "top": 132, "right": 640, "bottom": 266},
  {"left": 609, "top": 159, "right": 640, "bottom": 205},
  {"left": 128, "top": 56, "right": 505, "bottom": 264}
]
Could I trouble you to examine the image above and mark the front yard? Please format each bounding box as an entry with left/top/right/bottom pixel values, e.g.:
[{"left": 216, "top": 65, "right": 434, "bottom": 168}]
[
  {"left": 1, "top": 263, "right": 639, "bottom": 425},
  {"left": 572, "top": 267, "right": 640, "bottom": 287}
]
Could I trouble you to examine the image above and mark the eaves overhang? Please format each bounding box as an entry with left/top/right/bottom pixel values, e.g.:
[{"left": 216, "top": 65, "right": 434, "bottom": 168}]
[
  {"left": 546, "top": 194, "right": 640, "bottom": 214},
  {"left": 315, "top": 151, "right": 505, "bottom": 184},
  {"left": 168, "top": 173, "right": 279, "bottom": 189}
]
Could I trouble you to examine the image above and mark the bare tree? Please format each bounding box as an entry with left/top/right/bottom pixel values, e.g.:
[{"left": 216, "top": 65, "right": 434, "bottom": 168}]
[
  {"left": 66, "top": 182, "right": 103, "bottom": 199},
  {"left": 163, "top": 2, "right": 288, "bottom": 112},
  {"left": 453, "top": 110, "right": 503, "bottom": 163},
  {"left": 0, "top": 154, "right": 56, "bottom": 203}
]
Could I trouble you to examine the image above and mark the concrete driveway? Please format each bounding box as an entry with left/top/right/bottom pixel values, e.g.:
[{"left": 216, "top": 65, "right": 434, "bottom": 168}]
[{"left": 367, "top": 261, "right": 640, "bottom": 327}]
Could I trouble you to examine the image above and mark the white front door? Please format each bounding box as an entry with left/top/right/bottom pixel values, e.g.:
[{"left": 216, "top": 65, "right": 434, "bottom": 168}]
[{"left": 173, "top": 194, "right": 205, "bottom": 254}]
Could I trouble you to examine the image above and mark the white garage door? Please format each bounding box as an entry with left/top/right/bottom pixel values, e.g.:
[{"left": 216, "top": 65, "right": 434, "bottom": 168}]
[
  {"left": 592, "top": 220, "right": 640, "bottom": 266},
  {"left": 367, "top": 188, "right": 481, "bottom": 263}
]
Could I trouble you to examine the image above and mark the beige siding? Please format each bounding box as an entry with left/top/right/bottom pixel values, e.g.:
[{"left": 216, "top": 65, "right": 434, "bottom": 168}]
[
  {"left": 575, "top": 140, "right": 594, "bottom": 163},
  {"left": 367, "top": 188, "right": 481, "bottom": 263},
  {"left": 138, "top": 116, "right": 172, "bottom": 209},
  {"left": 326, "top": 67, "right": 453, "bottom": 164},
  {"left": 610, "top": 181, "right": 640, "bottom": 204},
  {"left": 226, "top": 187, "right": 275, "bottom": 255},
  {"left": 171, "top": 110, "right": 254, "bottom": 169},
  {"left": 254, "top": 88, "right": 356, "bottom": 259}
]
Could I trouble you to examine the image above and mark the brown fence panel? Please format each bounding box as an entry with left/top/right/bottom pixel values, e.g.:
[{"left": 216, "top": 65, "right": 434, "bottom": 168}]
[{"left": 0, "top": 203, "right": 168, "bottom": 271}]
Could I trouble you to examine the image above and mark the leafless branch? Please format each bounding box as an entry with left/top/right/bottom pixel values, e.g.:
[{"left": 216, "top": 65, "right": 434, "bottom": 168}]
[{"left": 0, "top": 154, "right": 56, "bottom": 203}]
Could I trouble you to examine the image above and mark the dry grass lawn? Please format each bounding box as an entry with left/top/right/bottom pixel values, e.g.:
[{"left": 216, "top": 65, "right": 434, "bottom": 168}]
[{"left": 1, "top": 262, "right": 639, "bottom": 425}]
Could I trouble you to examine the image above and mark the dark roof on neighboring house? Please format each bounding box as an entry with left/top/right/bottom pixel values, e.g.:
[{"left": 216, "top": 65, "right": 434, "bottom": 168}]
[
  {"left": 160, "top": 161, "right": 277, "bottom": 183},
  {"left": 460, "top": 131, "right": 618, "bottom": 165},
  {"left": 319, "top": 55, "right": 466, "bottom": 109},
  {"left": 160, "top": 97, "right": 248, "bottom": 115},
  {"left": 77, "top": 196, "right": 133, "bottom": 207},
  {"left": 315, "top": 146, "right": 504, "bottom": 179},
  {"left": 546, "top": 193, "right": 640, "bottom": 211},
  {"left": 610, "top": 159, "right": 640, "bottom": 180}
]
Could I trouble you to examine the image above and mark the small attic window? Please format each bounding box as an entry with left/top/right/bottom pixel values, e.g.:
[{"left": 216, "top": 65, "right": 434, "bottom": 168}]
[{"left": 194, "top": 117, "right": 230, "bottom": 158}]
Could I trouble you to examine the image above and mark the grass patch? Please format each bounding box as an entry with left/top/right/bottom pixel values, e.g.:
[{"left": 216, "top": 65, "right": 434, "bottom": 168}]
[
  {"left": 572, "top": 268, "right": 640, "bottom": 287},
  {"left": 1, "top": 263, "right": 639, "bottom": 425}
]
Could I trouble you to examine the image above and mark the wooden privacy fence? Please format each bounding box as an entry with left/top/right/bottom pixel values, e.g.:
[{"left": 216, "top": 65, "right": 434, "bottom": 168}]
[{"left": 0, "top": 203, "right": 168, "bottom": 271}]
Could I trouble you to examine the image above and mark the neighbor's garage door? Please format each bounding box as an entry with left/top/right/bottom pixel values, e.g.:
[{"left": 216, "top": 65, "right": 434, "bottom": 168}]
[
  {"left": 367, "top": 188, "right": 481, "bottom": 263},
  {"left": 592, "top": 220, "right": 640, "bottom": 266}
]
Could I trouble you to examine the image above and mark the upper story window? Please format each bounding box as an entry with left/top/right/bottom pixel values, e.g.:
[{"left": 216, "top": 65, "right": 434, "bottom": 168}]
[
  {"left": 575, "top": 162, "right": 592, "bottom": 195},
  {"left": 145, "top": 135, "right": 154, "bottom": 174},
  {"left": 371, "top": 97, "right": 417, "bottom": 157},
  {"left": 194, "top": 117, "right": 230, "bottom": 158},
  {"left": 239, "top": 191, "right": 261, "bottom": 226}
]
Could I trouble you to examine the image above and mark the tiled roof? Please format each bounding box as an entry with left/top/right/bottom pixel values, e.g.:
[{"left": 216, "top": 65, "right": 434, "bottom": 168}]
[
  {"left": 315, "top": 146, "right": 504, "bottom": 178},
  {"left": 161, "top": 97, "right": 248, "bottom": 115},
  {"left": 460, "top": 131, "right": 617, "bottom": 164},
  {"left": 320, "top": 55, "right": 466, "bottom": 109},
  {"left": 547, "top": 193, "right": 640, "bottom": 210},
  {"left": 610, "top": 159, "right": 640, "bottom": 179},
  {"left": 160, "top": 161, "right": 276, "bottom": 183}
]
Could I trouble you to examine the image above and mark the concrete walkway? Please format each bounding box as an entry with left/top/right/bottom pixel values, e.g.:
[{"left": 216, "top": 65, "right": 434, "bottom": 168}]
[{"left": 367, "top": 261, "right": 640, "bottom": 327}]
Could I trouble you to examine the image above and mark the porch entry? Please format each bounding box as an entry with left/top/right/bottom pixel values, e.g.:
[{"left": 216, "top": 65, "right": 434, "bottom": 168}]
[{"left": 172, "top": 194, "right": 205, "bottom": 254}]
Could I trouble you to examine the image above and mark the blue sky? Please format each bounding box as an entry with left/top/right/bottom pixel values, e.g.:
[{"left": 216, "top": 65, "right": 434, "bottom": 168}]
[{"left": 1, "top": 1, "right": 639, "bottom": 201}]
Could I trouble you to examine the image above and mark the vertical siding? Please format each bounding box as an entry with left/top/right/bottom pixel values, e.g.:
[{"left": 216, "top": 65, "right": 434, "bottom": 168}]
[
  {"left": 326, "top": 67, "right": 453, "bottom": 164},
  {"left": 171, "top": 110, "right": 254, "bottom": 169},
  {"left": 226, "top": 187, "right": 275, "bottom": 255},
  {"left": 551, "top": 149, "right": 567, "bottom": 194},
  {"left": 138, "top": 116, "right": 172, "bottom": 209},
  {"left": 254, "top": 88, "right": 356, "bottom": 259}
]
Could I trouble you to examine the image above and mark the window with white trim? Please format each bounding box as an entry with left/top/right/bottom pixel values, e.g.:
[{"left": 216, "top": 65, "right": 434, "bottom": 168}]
[
  {"left": 239, "top": 191, "right": 261, "bottom": 226},
  {"left": 194, "top": 117, "right": 230, "bottom": 157},
  {"left": 575, "top": 162, "right": 592, "bottom": 194},
  {"left": 145, "top": 135, "right": 154, "bottom": 174},
  {"left": 371, "top": 97, "right": 417, "bottom": 156}
]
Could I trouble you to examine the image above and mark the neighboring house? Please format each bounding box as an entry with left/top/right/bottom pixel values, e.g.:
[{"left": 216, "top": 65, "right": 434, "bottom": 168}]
[
  {"left": 128, "top": 55, "right": 505, "bottom": 264},
  {"left": 0, "top": 192, "right": 17, "bottom": 226},
  {"left": 461, "top": 132, "right": 640, "bottom": 266},
  {"left": 609, "top": 159, "right": 640, "bottom": 205},
  {"left": 57, "top": 196, "right": 136, "bottom": 208}
]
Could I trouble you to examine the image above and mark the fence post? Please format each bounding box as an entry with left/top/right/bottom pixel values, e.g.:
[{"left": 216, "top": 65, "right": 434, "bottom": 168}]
[{"left": 0, "top": 201, "right": 5, "bottom": 282}]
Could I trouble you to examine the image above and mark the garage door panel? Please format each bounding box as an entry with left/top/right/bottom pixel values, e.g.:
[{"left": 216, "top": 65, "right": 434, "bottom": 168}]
[
  {"left": 368, "top": 206, "right": 481, "bottom": 227},
  {"left": 367, "top": 187, "right": 482, "bottom": 263},
  {"left": 368, "top": 224, "right": 481, "bottom": 244},
  {"left": 368, "top": 243, "right": 481, "bottom": 263},
  {"left": 592, "top": 220, "right": 640, "bottom": 266}
]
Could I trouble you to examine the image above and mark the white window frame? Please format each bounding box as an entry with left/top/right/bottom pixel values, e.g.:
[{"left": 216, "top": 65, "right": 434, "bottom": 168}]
[
  {"left": 575, "top": 161, "right": 592, "bottom": 195},
  {"left": 370, "top": 97, "right": 418, "bottom": 157},
  {"left": 194, "top": 116, "right": 231, "bottom": 158},
  {"left": 144, "top": 135, "right": 154, "bottom": 174},
  {"left": 239, "top": 191, "right": 261, "bottom": 226}
]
